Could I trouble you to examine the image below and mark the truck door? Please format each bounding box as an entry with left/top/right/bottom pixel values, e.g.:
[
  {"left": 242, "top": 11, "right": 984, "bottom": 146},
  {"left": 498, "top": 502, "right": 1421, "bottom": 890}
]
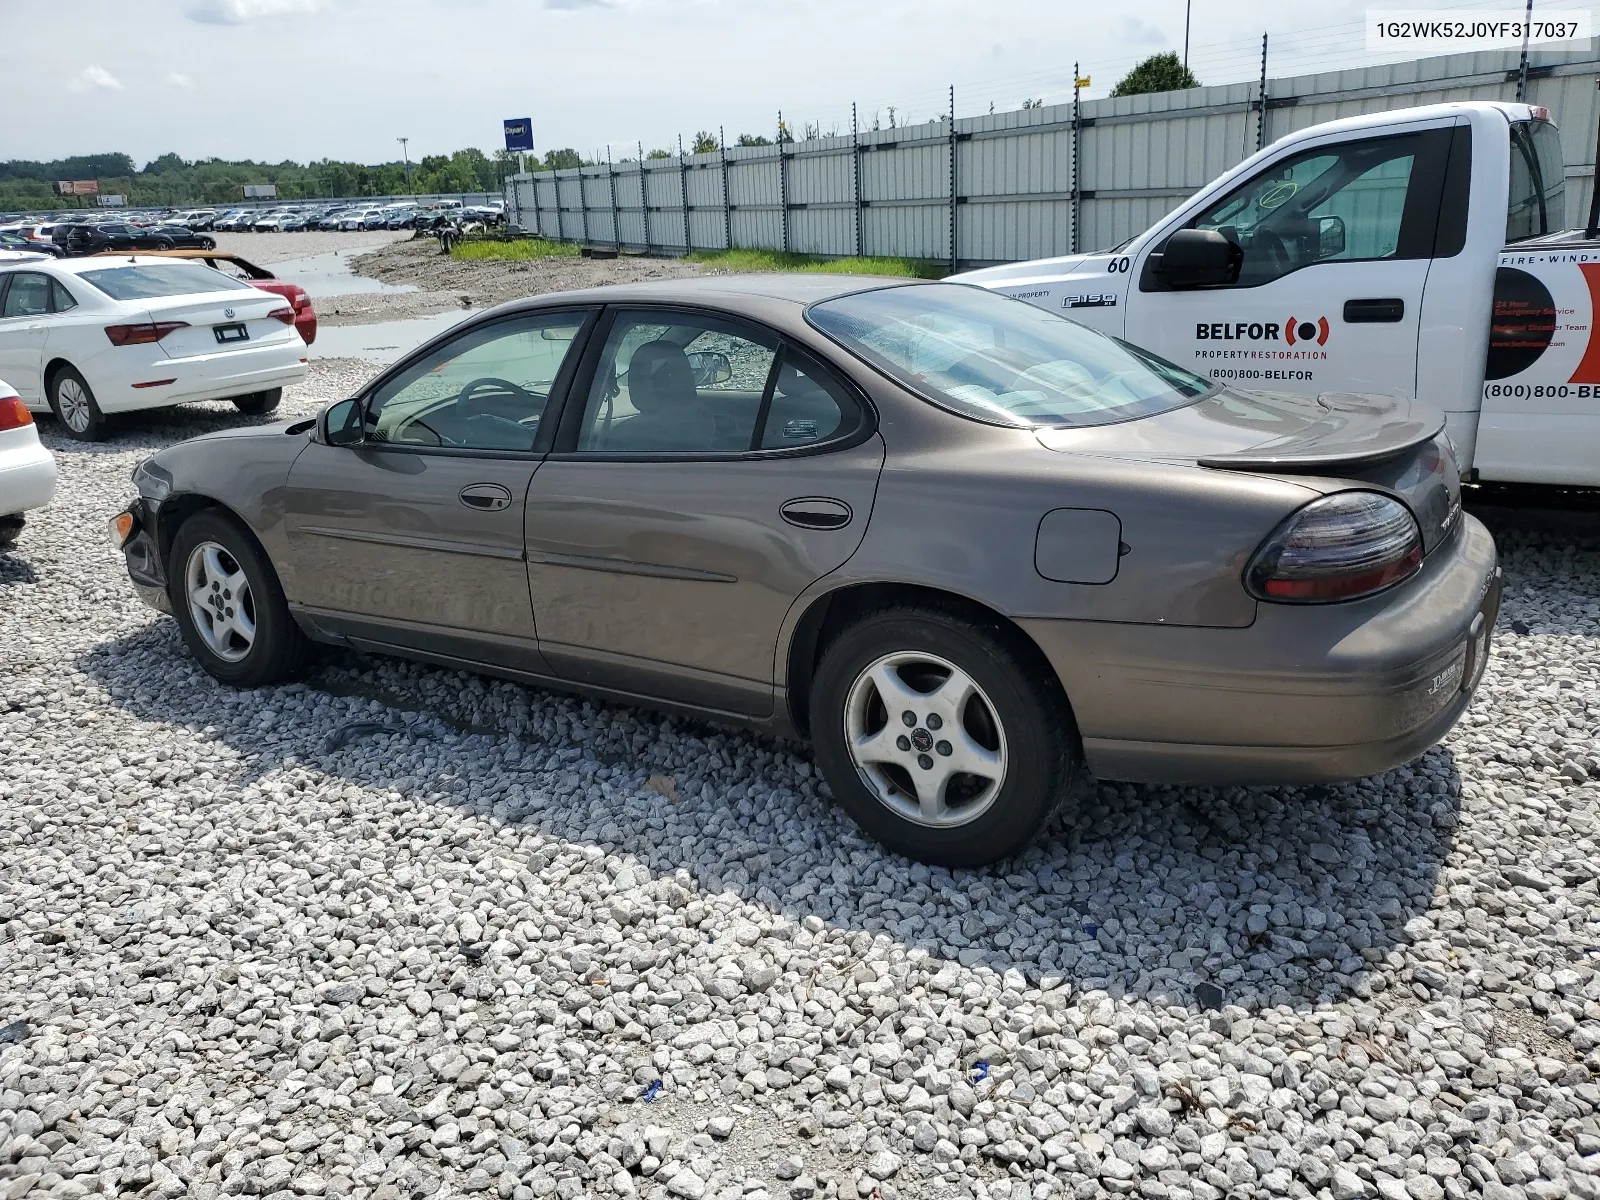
[{"left": 1125, "top": 124, "right": 1466, "bottom": 405}]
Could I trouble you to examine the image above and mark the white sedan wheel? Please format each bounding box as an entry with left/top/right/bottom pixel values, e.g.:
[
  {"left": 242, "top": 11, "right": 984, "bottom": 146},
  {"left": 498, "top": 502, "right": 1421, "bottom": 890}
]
[{"left": 54, "top": 377, "right": 93, "bottom": 434}]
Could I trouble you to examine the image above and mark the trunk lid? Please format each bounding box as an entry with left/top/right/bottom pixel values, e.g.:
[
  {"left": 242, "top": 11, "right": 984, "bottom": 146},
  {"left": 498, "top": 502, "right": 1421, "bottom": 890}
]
[
  {"left": 1036, "top": 387, "right": 1462, "bottom": 553},
  {"left": 143, "top": 287, "right": 300, "bottom": 359}
]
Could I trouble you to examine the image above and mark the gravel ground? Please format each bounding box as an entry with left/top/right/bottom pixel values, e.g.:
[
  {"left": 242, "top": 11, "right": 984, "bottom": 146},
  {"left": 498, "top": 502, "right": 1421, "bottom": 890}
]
[
  {"left": 3, "top": 367, "right": 1600, "bottom": 1200},
  {"left": 208, "top": 231, "right": 411, "bottom": 266}
]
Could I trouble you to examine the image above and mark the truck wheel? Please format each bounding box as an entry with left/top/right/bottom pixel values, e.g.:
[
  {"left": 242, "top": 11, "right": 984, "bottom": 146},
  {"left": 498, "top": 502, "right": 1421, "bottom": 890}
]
[
  {"left": 48, "top": 367, "right": 108, "bottom": 441},
  {"left": 232, "top": 389, "right": 282, "bottom": 416},
  {"left": 809, "top": 605, "right": 1077, "bottom": 867}
]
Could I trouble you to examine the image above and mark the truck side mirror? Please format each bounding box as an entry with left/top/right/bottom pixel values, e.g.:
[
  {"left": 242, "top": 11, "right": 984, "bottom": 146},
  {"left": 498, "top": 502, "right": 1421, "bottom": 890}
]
[
  {"left": 322, "top": 397, "right": 364, "bottom": 447},
  {"left": 1317, "top": 215, "right": 1346, "bottom": 258},
  {"left": 1158, "top": 229, "right": 1244, "bottom": 289}
]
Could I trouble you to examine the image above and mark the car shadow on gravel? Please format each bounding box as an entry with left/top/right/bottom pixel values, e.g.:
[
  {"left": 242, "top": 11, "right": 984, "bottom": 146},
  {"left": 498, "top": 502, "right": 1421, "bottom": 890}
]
[
  {"left": 0, "top": 553, "right": 39, "bottom": 585},
  {"left": 77, "top": 616, "right": 1463, "bottom": 1015}
]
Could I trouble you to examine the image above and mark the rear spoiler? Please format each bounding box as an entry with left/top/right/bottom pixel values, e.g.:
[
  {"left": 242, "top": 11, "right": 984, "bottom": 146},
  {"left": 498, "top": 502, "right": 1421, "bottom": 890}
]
[{"left": 1198, "top": 394, "right": 1446, "bottom": 470}]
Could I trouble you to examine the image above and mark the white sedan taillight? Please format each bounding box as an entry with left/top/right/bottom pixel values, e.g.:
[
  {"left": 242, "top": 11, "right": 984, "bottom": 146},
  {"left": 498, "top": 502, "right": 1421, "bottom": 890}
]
[{"left": 1245, "top": 492, "right": 1423, "bottom": 603}]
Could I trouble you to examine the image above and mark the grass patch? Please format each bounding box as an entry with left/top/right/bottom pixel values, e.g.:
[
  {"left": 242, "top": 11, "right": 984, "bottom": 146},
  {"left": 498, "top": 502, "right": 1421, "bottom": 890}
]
[
  {"left": 450, "top": 238, "right": 580, "bottom": 263},
  {"left": 686, "top": 248, "right": 946, "bottom": 278}
]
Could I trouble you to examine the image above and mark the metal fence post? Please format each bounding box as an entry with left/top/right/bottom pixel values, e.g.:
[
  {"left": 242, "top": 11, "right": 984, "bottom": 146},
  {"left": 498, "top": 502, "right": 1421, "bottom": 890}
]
[
  {"left": 579, "top": 166, "right": 590, "bottom": 245},
  {"left": 1072, "top": 64, "right": 1081, "bottom": 255},
  {"left": 948, "top": 85, "right": 957, "bottom": 273},
  {"left": 720, "top": 125, "right": 732, "bottom": 250},
  {"left": 777, "top": 110, "right": 790, "bottom": 254},
  {"left": 638, "top": 141, "right": 650, "bottom": 253},
  {"left": 1256, "top": 34, "right": 1269, "bottom": 151},
  {"left": 679, "top": 134, "right": 691, "bottom": 253},
  {"left": 851, "top": 103, "right": 862, "bottom": 258},
  {"left": 607, "top": 146, "right": 619, "bottom": 251}
]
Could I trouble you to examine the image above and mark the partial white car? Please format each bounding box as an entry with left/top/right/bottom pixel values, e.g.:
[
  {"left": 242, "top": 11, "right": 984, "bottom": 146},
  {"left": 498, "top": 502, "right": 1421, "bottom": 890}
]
[
  {"left": 0, "top": 377, "right": 57, "bottom": 550},
  {"left": 0, "top": 256, "right": 308, "bottom": 441}
]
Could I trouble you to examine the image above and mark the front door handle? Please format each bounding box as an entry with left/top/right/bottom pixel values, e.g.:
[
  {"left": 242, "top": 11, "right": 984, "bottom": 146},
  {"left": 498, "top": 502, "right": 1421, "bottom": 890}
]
[
  {"left": 780, "top": 497, "right": 853, "bottom": 530},
  {"left": 459, "top": 483, "right": 513, "bottom": 512},
  {"left": 1343, "top": 298, "right": 1405, "bottom": 323}
]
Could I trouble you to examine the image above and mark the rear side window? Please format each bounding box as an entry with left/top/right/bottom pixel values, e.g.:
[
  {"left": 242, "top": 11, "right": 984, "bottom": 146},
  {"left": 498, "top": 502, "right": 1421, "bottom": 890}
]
[
  {"left": 1506, "top": 119, "right": 1567, "bottom": 243},
  {"left": 77, "top": 263, "right": 254, "bottom": 300},
  {"left": 50, "top": 280, "right": 78, "bottom": 312}
]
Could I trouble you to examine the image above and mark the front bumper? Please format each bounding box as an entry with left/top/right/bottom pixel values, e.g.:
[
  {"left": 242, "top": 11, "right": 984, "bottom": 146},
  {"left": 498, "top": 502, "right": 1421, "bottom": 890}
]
[
  {"left": 115, "top": 497, "right": 172, "bottom": 614},
  {"left": 1021, "top": 514, "right": 1502, "bottom": 786}
]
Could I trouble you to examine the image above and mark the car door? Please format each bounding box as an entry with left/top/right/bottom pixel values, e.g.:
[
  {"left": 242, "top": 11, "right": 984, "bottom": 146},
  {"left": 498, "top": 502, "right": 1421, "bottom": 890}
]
[
  {"left": 0, "top": 272, "right": 58, "bottom": 404},
  {"left": 524, "top": 307, "right": 885, "bottom": 717},
  {"left": 281, "top": 308, "right": 597, "bottom": 672},
  {"left": 1126, "top": 122, "right": 1465, "bottom": 403}
]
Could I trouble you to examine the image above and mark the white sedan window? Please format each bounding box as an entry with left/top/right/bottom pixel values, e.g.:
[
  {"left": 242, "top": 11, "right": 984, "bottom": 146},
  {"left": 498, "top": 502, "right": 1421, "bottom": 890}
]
[{"left": 2, "top": 273, "right": 52, "bottom": 319}]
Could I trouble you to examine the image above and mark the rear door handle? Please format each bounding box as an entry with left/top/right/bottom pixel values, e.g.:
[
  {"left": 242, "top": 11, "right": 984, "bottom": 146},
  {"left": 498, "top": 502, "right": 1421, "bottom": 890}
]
[
  {"left": 459, "top": 483, "right": 513, "bottom": 511},
  {"left": 1343, "top": 298, "right": 1405, "bottom": 323},
  {"left": 780, "top": 497, "right": 853, "bottom": 530}
]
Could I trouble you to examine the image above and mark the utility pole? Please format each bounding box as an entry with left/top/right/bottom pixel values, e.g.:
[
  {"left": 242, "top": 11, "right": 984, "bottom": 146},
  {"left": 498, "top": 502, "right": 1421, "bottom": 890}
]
[{"left": 397, "top": 137, "right": 412, "bottom": 190}]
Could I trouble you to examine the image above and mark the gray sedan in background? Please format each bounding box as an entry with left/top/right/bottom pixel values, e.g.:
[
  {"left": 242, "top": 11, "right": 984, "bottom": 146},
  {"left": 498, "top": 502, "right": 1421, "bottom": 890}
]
[{"left": 112, "top": 276, "right": 1500, "bottom": 866}]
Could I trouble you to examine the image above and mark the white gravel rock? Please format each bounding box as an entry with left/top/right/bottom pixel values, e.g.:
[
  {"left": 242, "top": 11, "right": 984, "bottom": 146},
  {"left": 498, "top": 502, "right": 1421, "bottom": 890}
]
[{"left": 1, "top": 364, "right": 1599, "bottom": 1200}]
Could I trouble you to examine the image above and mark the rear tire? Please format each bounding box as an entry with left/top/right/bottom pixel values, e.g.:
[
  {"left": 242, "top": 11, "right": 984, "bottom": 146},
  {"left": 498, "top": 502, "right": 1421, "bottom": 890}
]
[
  {"left": 809, "top": 605, "right": 1077, "bottom": 867},
  {"left": 48, "top": 366, "right": 108, "bottom": 441},
  {"left": 167, "top": 509, "right": 312, "bottom": 687},
  {"left": 232, "top": 388, "right": 283, "bottom": 416}
]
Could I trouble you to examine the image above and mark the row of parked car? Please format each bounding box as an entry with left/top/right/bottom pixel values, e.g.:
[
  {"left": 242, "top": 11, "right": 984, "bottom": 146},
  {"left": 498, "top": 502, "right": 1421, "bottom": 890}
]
[
  {"left": 0, "top": 215, "right": 217, "bottom": 258},
  {"left": 170, "top": 200, "right": 505, "bottom": 233}
]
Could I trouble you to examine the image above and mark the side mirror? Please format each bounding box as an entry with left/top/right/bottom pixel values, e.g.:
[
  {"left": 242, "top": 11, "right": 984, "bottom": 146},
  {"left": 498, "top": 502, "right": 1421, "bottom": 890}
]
[
  {"left": 687, "top": 351, "right": 733, "bottom": 386},
  {"left": 1317, "top": 214, "right": 1346, "bottom": 259},
  {"left": 322, "top": 397, "right": 364, "bottom": 446},
  {"left": 1158, "top": 228, "right": 1244, "bottom": 289}
]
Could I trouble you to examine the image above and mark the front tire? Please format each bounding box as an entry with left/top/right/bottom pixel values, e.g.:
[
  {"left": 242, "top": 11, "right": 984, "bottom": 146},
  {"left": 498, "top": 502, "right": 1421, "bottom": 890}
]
[
  {"left": 810, "top": 606, "right": 1076, "bottom": 867},
  {"left": 48, "top": 366, "right": 107, "bottom": 441},
  {"left": 168, "top": 509, "right": 312, "bottom": 687},
  {"left": 232, "top": 388, "right": 282, "bottom": 416}
]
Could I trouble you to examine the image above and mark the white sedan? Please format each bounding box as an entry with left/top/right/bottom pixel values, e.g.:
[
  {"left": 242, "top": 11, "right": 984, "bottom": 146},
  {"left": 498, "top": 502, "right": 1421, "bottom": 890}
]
[
  {"left": 0, "top": 256, "right": 309, "bottom": 441},
  {"left": 0, "top": 377, "right": 57, "bottom": 550}
]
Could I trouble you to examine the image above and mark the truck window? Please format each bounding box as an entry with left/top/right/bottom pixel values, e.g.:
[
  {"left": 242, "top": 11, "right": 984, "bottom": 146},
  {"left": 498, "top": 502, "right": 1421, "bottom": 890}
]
[
  {"left": 1156, "top": 130, "right": 1453, "bottom": 289},
  {"left": 1506, "top": 119, "right": 1566, "bottom": 243}
]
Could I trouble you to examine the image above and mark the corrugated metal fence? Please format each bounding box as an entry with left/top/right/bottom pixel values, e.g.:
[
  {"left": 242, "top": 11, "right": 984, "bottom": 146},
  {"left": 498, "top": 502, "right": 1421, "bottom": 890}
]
[{"left": 505, "top": 48, "right": 1600, "bottom": 267}]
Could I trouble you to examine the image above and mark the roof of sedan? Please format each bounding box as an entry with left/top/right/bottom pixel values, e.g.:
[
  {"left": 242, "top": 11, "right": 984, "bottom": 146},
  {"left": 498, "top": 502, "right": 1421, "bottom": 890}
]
[{"left": 502, "top": 271, "right": 936, "bottom": 311}]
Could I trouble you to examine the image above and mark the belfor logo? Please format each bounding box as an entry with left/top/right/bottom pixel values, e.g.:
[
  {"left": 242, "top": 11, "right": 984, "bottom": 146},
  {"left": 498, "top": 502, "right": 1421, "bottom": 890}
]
[{"left": 1284, "top": 315, "right": 1330, "bottom": 346}]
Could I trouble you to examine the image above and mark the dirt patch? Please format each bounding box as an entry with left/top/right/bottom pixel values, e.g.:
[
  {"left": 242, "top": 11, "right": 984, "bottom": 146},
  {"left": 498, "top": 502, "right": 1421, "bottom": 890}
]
[
  {"left": 209, "top": 229, "right": 409, "bottom": 265},
  {"left": 347, "top": 238, "right": 708, "bottom": 318}
]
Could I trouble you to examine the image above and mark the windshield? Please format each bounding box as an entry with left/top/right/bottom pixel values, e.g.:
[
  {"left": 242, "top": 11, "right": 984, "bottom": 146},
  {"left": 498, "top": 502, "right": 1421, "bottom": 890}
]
[
  {"left": 79, "top": 263, "right": 255, "bottom": 300},
  {"left": 1507, "top": 118, "right": 1567, "bottom": 243},
  {"left": 807, "top": 283, "right": 1214, "bottom": 428}
]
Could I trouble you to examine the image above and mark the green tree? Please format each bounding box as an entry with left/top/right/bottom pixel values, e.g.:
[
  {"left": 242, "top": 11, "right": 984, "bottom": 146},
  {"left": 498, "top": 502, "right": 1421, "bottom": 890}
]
[
  {"left": 1110, "top": 52, "right": 1199, "bottom": 97},
  {"left": 735, "top": 133, "right": 771, "bottom": 147},
  {"left": 645, "top": 148, "right": 672, "bottom": 160},
  {"left": 542, "top": 148, "right": 583, "bottom": 170},
  {"left": 691, "top": 130, "right": 719, "bottom": 155}
]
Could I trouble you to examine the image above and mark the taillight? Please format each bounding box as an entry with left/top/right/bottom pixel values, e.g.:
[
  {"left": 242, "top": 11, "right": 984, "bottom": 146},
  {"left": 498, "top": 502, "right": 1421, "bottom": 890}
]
[
  {"left": 292, "top": 294, "right": 309, "bottom": 310},
  {"left": 0, "top": 394, "right": 32, "bottom": 431},
  {"left": 1245, "top": 492, "right": 1423, "bottom": 603},
  {"left": 268, "top": 307, "right": 295, "bottom": 325},
  {"left": 106, "top": 321, "right": 189, "bottom": 346}
]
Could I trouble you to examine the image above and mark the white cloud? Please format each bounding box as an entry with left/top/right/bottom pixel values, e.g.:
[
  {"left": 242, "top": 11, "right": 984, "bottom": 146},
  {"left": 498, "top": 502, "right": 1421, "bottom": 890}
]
[
  {"left": 186, "top": 0, "right": 322, "bottom": 24},
  {"left": 167, "top": 72, "right": 196, "bottom": 88},
  {"left": 69, "top": 65, "right": 124, "bottom": 92}
]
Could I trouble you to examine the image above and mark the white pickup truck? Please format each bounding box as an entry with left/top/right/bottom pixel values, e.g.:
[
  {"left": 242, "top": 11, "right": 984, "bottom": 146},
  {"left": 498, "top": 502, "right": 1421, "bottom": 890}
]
[{"left": 957, "top": 100, "right": 1598, "bottom": 486}]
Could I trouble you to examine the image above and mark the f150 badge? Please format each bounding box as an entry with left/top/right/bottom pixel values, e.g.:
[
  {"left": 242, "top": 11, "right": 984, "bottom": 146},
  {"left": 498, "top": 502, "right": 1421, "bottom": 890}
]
[{"left": 1064, "top": 293, "right": 1118, "bottom": 309}]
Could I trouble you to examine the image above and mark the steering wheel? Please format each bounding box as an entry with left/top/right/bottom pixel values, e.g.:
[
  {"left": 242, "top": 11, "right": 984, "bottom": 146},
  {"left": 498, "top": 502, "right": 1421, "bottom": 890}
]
[
  {"left": 456, "top": 377, "right": 539, "bottom": 421},
  {"left": 1252, "top": 228, "right": 1292, "bottom": 275}
]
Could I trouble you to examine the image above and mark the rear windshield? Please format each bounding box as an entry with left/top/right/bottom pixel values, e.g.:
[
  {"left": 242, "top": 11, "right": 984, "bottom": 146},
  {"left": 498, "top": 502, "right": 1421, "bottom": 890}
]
[
  {"left": 1507, "top": 118, "right": 1567, "bottom": 243},
  {"left": 807, "top": 283, "right": 1214, "bottom": 428},
  {"left": 77, "top": 263, "right": 255, "bottom": 300}
]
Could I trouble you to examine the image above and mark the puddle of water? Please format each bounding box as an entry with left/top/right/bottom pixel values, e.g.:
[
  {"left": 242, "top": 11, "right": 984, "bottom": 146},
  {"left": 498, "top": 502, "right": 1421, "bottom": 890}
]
[
  {"left": 309, "top": 310, "right": 479, "bottom": 364},
  {"left": 267, "top": 248, "right": 418, "bottom": 297}
]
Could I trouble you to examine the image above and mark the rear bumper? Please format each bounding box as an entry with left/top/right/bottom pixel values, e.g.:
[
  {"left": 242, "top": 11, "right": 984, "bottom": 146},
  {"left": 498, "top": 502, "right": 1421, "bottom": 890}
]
[
  {"left": 1021, "top": 514, "right": 1501, "bottom": 786},
  {"left": 0, "top": 433, "right": 58, "bottom": 519},
  {"left": 99, "top": 347, "right": 308, "bottom": 414}
]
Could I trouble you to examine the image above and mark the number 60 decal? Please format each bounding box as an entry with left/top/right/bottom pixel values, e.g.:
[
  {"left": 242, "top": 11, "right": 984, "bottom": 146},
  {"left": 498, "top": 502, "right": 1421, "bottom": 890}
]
[{"left": 1106, "top": 257, "right": 1131, "bottom": 273}]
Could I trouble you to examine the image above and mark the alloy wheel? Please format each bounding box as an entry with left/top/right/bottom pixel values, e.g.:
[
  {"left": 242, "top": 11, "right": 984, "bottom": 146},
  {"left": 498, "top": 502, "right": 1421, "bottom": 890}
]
[
  {"left": 185, "top": 541, "right": 256, "bottom": 663},
  {"left": 55, "top": 378, "right": 91, "bottom": 433},
  {"left": 844, "top": 650, "right": 1009, "bottom": 828}
]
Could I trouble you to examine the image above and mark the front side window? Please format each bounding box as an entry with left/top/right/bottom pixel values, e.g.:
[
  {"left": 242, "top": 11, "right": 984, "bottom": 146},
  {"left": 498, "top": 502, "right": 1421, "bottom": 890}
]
[
  {"left": 365, "top": 312, "right": 588, "bottom": 451},
  {"left": 1507, "top": 119, "right": 1567, "bottom": 243},
  {"left": 1, "top": 273, "right": 52, "bottom": 319},
  {"left": 1186, "top": 132, "right": 1435, "bottom": 286},
  {"left": 79, "top": 263, "right": 255, "bottom": 300},
  {"left": 576, "top": 312, "right": 781, "bottom": 453},
  {"left": 809, "top": 283, "right": 1212, "bottom": 429}
]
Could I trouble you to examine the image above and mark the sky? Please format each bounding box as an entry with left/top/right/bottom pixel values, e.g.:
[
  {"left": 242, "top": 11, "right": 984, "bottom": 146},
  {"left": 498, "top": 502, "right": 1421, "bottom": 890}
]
[{"left": 5, "top": 0, "right": 1555, "bottom": 167}]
